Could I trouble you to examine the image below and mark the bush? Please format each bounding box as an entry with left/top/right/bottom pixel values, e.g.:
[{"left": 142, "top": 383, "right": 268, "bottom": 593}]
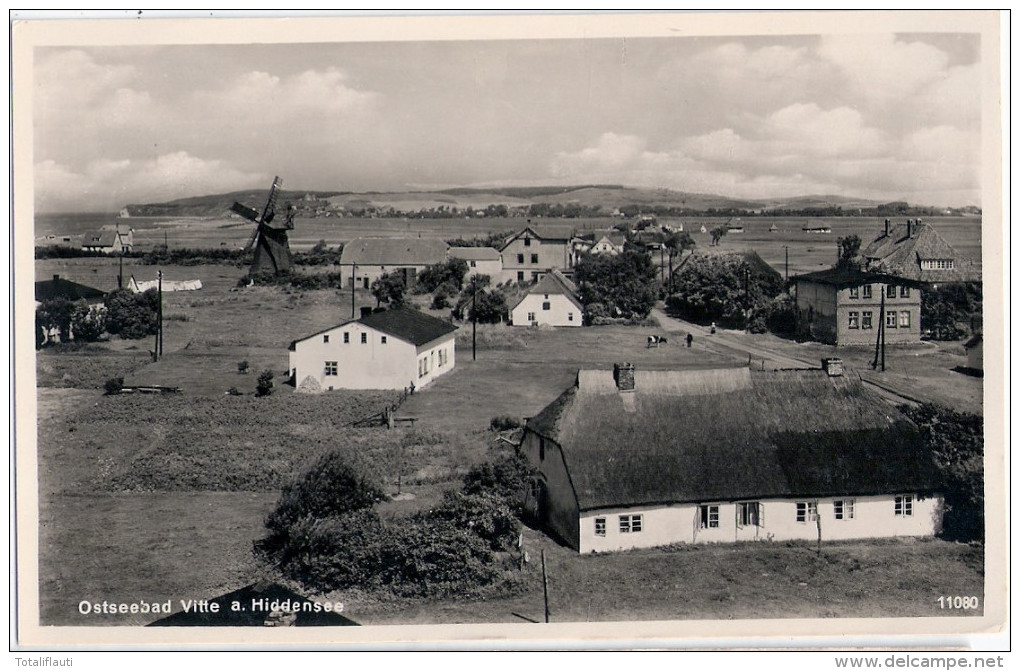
[
  {"left": 668, "top": 252, "right": 784, "bottom": 328},
  {"left": 462, "top": 450, "right": 534, "bottom": 514},
  {"left": 489, "top": 415, "right": 521, "bottom": 432},
  {"left": 105, "top": 289, "right": 159, "bottom": 339},
  {"left": 574, "top": 250, "right": 659, "bottom": 320},
  {"left": 255, "top": 370, "right": 274, "bottom": 397},
  {"left": 921, "top": 282, "right": 982, "bottom": 341},
  {"left": 468, "top": 289, "right": 508, "bottom": 324},
  {"left": 428, "top": 490, "right": 521, "bottom": 551},
  {"left": 103, "top": 377, "right": 124, "bottom": 395}
]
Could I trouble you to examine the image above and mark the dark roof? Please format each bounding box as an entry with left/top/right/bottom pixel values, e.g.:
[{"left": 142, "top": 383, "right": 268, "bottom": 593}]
[
  {"left": 964, "top": 334, "right": 982, "bottom": 349},
  {"left": 526, "top": 368, "right": 940, "bottom": 510},
  {"left": 791, "top": 267, "right": 924, "bottom": 290},
  {"left": 512, "top": 269, "right": 583, "bottom": 310},
  {"left": 339, "top": 237, "right": 448, "bottom": 266},
  {"left": 35, "top": 275, "right": 106, "bottom": 302},
  {"left": 862, "top": 222, "right": 980, "bottom": 283},
  {"left": 81, "top": 230, "right": 119, "bottom": 247},
  {"left": 290, "top": 307, "right": 458, "bottom": 349},
  {"left": 148, "top": 582, "right": 358, "bottom": 627},
  {"left": 499, "top": 226, "right": 571, "bottom": 251}
]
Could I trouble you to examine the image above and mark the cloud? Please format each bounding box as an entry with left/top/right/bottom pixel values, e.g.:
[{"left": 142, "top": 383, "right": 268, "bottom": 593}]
[
  {"left": 550, "top": 133, "right": 650, "bottom": 177},
  {"left": 35, "top": 152, "right": 266, "bottom": 212}
]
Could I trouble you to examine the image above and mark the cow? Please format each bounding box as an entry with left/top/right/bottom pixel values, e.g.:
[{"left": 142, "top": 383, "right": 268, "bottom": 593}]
[{"left": 646, "top": 335, "right": 668, "bottom": 348}]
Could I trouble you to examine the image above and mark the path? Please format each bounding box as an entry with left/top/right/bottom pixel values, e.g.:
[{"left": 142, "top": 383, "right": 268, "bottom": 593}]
[{"left": 650, "top": 307, "right": 815, "bottom": 371}]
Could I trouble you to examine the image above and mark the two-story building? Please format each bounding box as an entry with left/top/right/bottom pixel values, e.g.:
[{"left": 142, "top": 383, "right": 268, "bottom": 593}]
[
  {"left": 288, "top": 307, "right": 457, "bottom": 391},
  {"left": 790, "top": 268, "right": 921, "bottom": 347},
  {"left": 862, "top": 219, "right": 981, "bottom": 284},
  {"left": 499, "top": 225, "right": 573, "bottom": 284}
]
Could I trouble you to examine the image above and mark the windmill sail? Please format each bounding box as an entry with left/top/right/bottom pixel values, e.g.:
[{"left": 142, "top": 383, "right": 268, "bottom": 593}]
[{"left": 232, "top": 176, "right": 294, "bottom": 276}]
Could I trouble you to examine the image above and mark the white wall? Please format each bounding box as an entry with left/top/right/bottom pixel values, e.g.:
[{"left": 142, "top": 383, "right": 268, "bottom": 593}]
[
  {"left": 577, "top": 494, "right": 943, "bottom": 553},
  {"left": 289, "top": 322, "right": 455, "bottom": 390},
  {"left": 463, "top": 258, "right": 503, "bottom": 281},
  {"left": 511, "top": 293, "right": 581, "bottom": 327}
]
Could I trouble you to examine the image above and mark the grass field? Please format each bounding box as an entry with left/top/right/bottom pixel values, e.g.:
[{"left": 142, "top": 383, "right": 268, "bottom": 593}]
[{"left": 31, "top": 254, "right": 986, "bottom": 627}]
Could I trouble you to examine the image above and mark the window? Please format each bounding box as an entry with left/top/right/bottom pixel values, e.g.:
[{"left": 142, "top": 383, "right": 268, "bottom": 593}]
[
  {"left": 895, "top": 495, "right": 913, "bottom": 517},
  {"left": 517, "top": 271, "right": 525, "bottom": 282},
  {"left": 899, "top": 311, "right": 911, "bottom": 328},
  {"left": 531, "top": 253, "right": 539, "bottom": 264},
  {"left": 568, "top": 312, "right": 574, "bottom": 322},
  {"left": 381, "top": 336, "right": 387, "bottom": 344},
  {"left": 360, "top": 332, "right": 367, "bottom": 344},
  {"left": 524, "top": 237, "right": 531, "bottom": 247},
  {"left": 594, "top": 517, "right": 606, "bottom": 537},
  {"left": 900, "top": 286, "right": 910, "bottom": 298},
  {"left": 527, "top": 312, "right": 536, "bottom": 322},
  {"left": 323, "top": 334, "right": 330, "bottom": 343},
  {"left": 542, "top": 301, "right": 551, "bottom": 311},
  {"left": 517, "top": 253, "right": 525, "bottom": 264},
  {"left": 849, "top": 286, "right": 860, "bottom": 299},
  {"left": 887, "top": 285, "right": 897, "bottom": 299},
  {"left": 737, "top": 502, "right": 762, "bottom": 527},
  {"left": 796, "top": 501, "right": 818, "bottom": 523},
  {"left": 886, "top": 310, "right": 898, "bottom": 328},
  {"left": 531, "top": 272, "right": 539, "bottom": 281},
  {"left": 324, "top": 361, "right": 338, "bottom": 376},
  {"left": 619, "top": 514, "right": 643, "bottom": 533},
  {"left": 862, "top": 311, "right": 873, "bottom": 329},
  {"left": 834, "top": 499, "right": 855, "bottom": 520},
  {"left": 343, "top": 332, "right": 350, "bottom": 344},
  {"left": 469, "top": 260, "right": 477, "bottom": 268},
  {"left": 418, "top": 358, "right": 429, "bottom": 378},
  {"left": 862, "top": 284, "right": 873, "bottom": 299},
  {"left": 848, "top": 311, "right": 859, "bottom": 329},
  {"left": 699, "top": 505, "right": 719, "bottom": 529}
]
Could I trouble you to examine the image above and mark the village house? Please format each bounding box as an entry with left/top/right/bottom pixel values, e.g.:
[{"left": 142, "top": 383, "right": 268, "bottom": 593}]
[
  {"left": 447, "top": 246, "right": 503, "bottom": 282},
  {"left": 569, "top": 231, "right": 627, "bottom": 265},
  {"left": 519, "top": 363, "right": 943, "bottom": 553},
  {"left": 81, "top": 227, "right": 133, "bottom": 254},
  {"left": 288, "top": 306, "right": 457, "bottom": 391},
  {"left": 862, "top": 219, "right": 980, "bottom": 284},
  {"left": 510, "top": 269, "right": 584, "bottom": 327},
  {"left": 791, "top": 268, "right": 921, "bottom": 347},
  {"left": 338, "top": 237, "right": 449, "bottom": 289},
  {"left": 499, "top": 225, "right": 573, "bottom": 284},
  {"left": 35, "top": 274, "right": 106, "bottom": 304}
]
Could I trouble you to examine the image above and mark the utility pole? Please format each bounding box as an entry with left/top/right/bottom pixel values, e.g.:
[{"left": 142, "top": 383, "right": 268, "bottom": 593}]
[
  {"left": 471, "top": 278, "right": 477, "bottom": 361},
  {"left": 784, "top": 246, "right": 789, "bottom": 282},
  {"left": 117, "top": 220, "right": 123, "bottom": 289},
  {"left": 351, "top": 263, "right": 357, "bottom": 318},
  {"left": 541, "top": 549, "right": 550, "bottom": 623},
  {"left": 872, "top": 289, "right": 885, "bottom": 371},
  {"left": 157, "top": 270, "right": 164, "bottom": 358},
  {"left": 744, "top": 266, "right": 750, "bottom": 332}
]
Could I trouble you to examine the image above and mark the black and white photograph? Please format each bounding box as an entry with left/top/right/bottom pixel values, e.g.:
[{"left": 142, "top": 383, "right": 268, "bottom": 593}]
[{"left": 12, "top": 10, "right": 1007, "bottom": 653}]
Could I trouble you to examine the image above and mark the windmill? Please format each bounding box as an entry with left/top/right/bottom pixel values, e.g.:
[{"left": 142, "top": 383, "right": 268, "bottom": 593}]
[{"left": 231, "top": 176, "right": 296, "bottom": 276}]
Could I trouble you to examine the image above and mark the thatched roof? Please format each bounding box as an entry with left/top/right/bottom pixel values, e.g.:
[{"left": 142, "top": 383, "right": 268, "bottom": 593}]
[
  {"left": 862, "top": 222, "right": 980, "bottom": 283},
  {"left": 526, "top": 368, "right": 940, "bottom": 510},
  {"left": 339, "top": 237, "right": 448, "bottom": 266}
]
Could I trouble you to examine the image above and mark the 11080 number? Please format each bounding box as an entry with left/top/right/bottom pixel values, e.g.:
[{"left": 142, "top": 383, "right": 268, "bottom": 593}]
[{"left": 938, "top": 596, "right": 980, "bottom": 610}]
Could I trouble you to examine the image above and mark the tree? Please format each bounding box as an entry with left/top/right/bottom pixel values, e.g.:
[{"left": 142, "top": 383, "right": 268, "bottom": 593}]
[
  {"left": 70, "top": 301, "right": 107, "bottom": 342},
  {"left": 468, "top": 289, "right": 508, "bottom": 324},
  {"left": 836, "top": 234, "right": 862, "bottom": 270},
  {"left": 415, "top": 258, "right": 469, "bottom": 293},
  {"left": 255, "top": 370, "right": 274, "bottom": 397},
  {"left": 710, "top": 226, "right": 728, "bottom": 246},
  {"left": 104, "top": 289, "right": 159, "bottom": 339},
  {"left": 921, "top": 282, "right": 981, "bottom": 341},
  {"left": 667, "top": 252, "right": 784, "bottom": 329},
  {"left": 663, "top": 231, "right": 696, "bottom": 294},
  {"left": 370, "top": 272, "right": 407, "bottom": 308},
  {"left": 36, "top": 297, "right": 77, "bottom": 342},
  {"left": 574, "top": 250, "right": 659, "bottom": 321}
]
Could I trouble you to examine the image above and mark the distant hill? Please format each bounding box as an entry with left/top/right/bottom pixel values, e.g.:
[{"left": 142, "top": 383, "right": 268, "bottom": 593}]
[{"left": 121, "top": 185, "right": 891, "bottom": 218}]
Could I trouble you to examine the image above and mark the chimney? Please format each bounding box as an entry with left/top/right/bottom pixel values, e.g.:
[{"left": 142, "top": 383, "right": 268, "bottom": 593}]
[
  {"left": 821, "top": 357, "right": 844, "bottom": 377},
  {"left": 613, "top": 362, "right": 635, "bottom": 392},
  {"left": 53, "top": 274, "right": 60, "bottom": 282},
  {"left": 884, "top": 219, "right": 890, "bottom": 236},
  {"left": 359, "top": 306, "right": 373, "bottom": 319}
]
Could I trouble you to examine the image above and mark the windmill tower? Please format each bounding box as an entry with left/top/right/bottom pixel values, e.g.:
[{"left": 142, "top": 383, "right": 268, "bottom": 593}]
[{"left": 231, "top": 176, "right": 296, "bottom": 276}]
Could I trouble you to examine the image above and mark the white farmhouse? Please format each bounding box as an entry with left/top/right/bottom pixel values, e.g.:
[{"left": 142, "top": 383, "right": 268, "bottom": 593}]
[
  {"left": 448, "top": 247, "right": 503, "bottom": 282},
  {"left": 520, "top": 364, "right": 943, "bottom": 553},
  {"left": 510, "top": 269, "right": 583, "bottom": 327},
  {"left": 288, "top": 307, "right": 458, "bottom": 391}
]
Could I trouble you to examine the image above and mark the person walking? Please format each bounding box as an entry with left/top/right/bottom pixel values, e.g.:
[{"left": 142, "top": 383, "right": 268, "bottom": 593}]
[{"left": 686, "top": 332, "right": 693, "bottom": 348}]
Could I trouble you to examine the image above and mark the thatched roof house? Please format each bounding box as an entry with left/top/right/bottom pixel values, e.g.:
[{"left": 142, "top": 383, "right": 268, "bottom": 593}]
[
  {"left": 520, "top": 365, "right": 943, "bottom": 552},
  {"left": 862, "top": 220, "right": 980, "bottom": 283}
]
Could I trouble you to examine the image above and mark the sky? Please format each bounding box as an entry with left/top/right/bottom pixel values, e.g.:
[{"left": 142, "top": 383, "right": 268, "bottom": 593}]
[{"left": 32, "top": 29, "right": 985, "bottom": 212}]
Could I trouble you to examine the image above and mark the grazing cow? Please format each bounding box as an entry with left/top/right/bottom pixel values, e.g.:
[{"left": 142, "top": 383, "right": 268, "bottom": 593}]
[{"left": 646, "top": 335, "right": 668, "bottom": 348}]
